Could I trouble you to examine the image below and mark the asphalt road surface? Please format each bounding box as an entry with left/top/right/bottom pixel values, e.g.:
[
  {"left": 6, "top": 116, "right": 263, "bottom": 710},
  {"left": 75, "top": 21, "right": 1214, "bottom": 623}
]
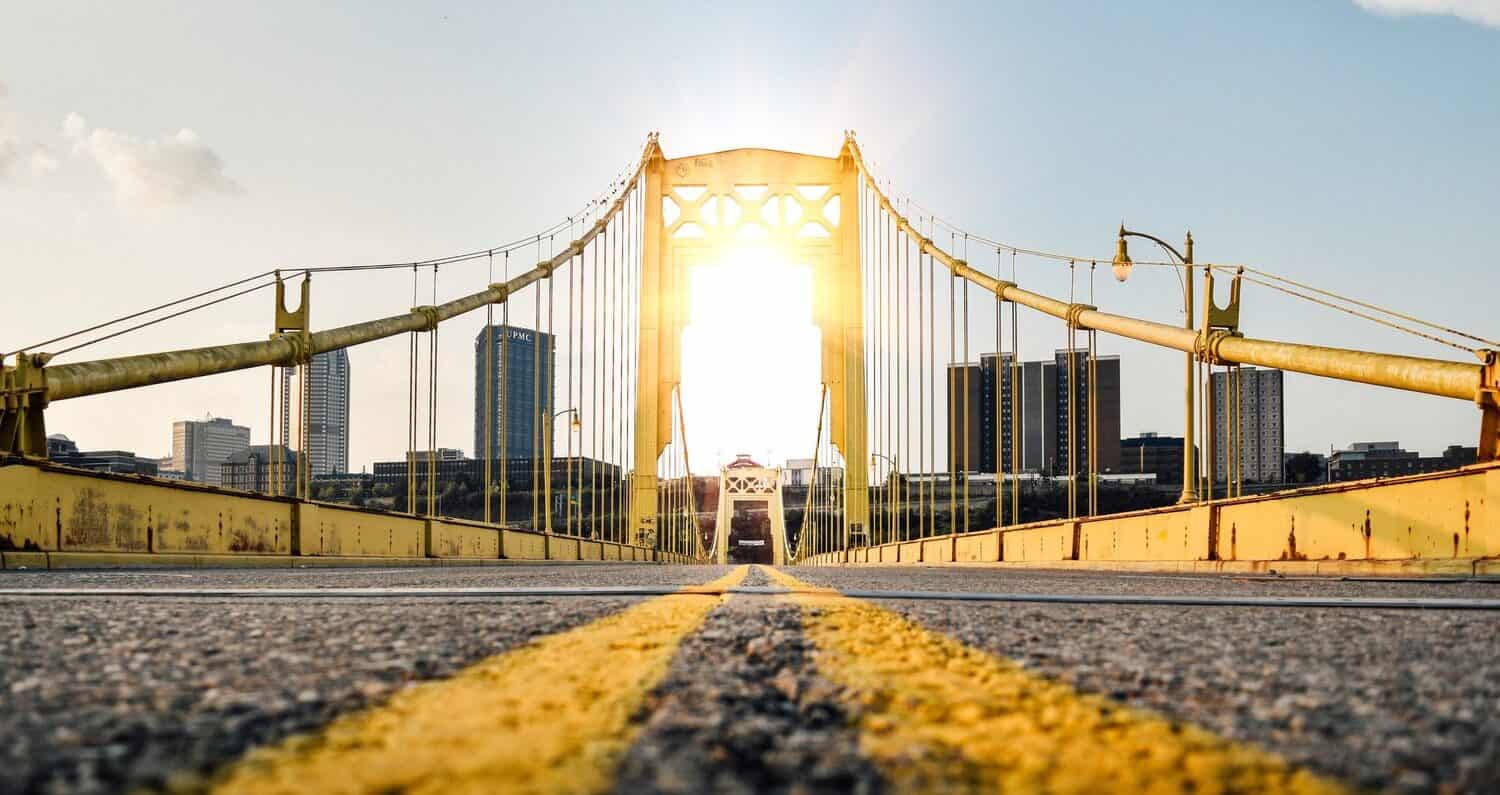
[{"left": 2, "top": 563, "right": 1496, "bottom": 793}]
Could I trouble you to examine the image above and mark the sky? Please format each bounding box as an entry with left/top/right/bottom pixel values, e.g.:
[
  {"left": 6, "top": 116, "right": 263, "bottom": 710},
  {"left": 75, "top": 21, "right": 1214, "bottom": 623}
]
[{"left": 2, "top": 0, "right": 1497, "bottom": 474}]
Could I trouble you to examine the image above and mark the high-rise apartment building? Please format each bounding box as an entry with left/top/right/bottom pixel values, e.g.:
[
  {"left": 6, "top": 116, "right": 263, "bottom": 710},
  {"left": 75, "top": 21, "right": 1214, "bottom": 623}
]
[
  {"left": 474, "top": 325, "right": 555, "bottom": 462},
  {"left": 946, "top": 354, "right": 1017, "bottom": 475},
  {"left": 1211, "top": 367, "right": 1284, "bottom": 483},
  {"left": 277, "top": 350, "right": 352, "bottom": 477},
  {"left": 172, "top": 416, "right": 250, "bottom": 486},
  {"left": 947, "top": 349, "right": 1118, "bottom": 477}
]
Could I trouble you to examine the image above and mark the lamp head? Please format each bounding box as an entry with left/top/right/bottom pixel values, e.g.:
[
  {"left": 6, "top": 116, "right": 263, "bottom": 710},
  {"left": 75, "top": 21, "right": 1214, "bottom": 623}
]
[
  {"left": 1112, "top": 225, "right": 1133, "bottom": 283},
  {"left": 570, "top": 410, "right": 582, "bottom": 433}
]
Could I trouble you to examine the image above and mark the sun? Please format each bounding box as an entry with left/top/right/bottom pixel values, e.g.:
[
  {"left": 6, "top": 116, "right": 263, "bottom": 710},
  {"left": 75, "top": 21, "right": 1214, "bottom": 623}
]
[{"left": 679, "top": 245, "right": 821, "bottom": 473}]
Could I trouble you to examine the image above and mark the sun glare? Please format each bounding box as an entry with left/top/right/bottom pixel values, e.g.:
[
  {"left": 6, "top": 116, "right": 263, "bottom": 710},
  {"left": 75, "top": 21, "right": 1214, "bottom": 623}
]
[{"left": 679, "top": 246, "right": 821, "bottom": 473}]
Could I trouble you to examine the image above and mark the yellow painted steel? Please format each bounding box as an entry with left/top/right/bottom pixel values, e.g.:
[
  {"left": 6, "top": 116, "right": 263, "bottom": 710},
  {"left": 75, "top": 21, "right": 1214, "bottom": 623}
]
[
  {"left": 766, "top": 568, "right": 1345, "bottom": 794},
  {"left": 631, "top": 141, "right": 869, "bottom": 550},
  {"left": 209, "top": 566, "right": 748, "bottom": 795}
]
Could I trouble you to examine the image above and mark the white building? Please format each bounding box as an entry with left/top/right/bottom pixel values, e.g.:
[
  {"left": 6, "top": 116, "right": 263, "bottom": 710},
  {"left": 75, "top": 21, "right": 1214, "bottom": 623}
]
[
  {"left": 172, "top": 416, "right": 251, "bottom": 486},
  {"left": 1211, "top": 367, "right": 1285, "bottom": 483}
]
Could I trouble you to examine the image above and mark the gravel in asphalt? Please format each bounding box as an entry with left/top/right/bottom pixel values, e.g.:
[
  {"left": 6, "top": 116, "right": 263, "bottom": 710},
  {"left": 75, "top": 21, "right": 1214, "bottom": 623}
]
[
  {"left": 0, "top": 594, "right": 640, "bottom": 795},
  {"left": 611, "top": 584, "right": 880, "bottom": 793},
  {"left": 881, "top": 598, "right": 1500, "bottom": 794}
]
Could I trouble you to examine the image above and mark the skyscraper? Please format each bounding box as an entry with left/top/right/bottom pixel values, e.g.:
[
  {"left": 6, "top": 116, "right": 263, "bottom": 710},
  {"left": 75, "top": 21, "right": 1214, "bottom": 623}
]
[
  {"left": 474, "top": 324, "right": 555, "bottom": 463},
  {"left": 172, "top": 416, "right": 251, "bottom": 485},
  {"left": 279, "top": 350, "right": 352, "bottom": 477},
  {"left": 1212, "top": 367, "right": 1284, "bottom": 482}
]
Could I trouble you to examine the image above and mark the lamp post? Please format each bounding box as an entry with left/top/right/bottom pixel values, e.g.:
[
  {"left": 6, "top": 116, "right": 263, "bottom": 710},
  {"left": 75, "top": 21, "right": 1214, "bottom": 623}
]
[
  {"left": 870, "top": 452, "right": 898, "bottom": 545},
  {"left": 544, "top": 407, "right": 582, "bottom": 535},
  {"left": 1112, "top": 225, "right": 1198, "bottom": 503}
]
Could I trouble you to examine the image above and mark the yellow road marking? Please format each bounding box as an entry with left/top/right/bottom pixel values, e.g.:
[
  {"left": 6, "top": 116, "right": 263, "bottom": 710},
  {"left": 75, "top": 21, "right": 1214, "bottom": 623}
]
[
  {"left": 211, "top": 566, "right": 749, "bottom": 795},
  {"left": 766, "top": 567, "right": 1346, "bottom": 794}
]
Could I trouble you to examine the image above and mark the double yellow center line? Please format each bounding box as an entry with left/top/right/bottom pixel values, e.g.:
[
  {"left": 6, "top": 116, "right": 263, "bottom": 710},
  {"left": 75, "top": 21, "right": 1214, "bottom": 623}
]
[
  {"left": 212, "top": 567, "right": 749, "bottom": 795},
  {"left": 208, "top": 566, "right": 1346, "bottom": 793},
  {"left": 766, "top": 568, "right": 1344, "bottom": 794}
]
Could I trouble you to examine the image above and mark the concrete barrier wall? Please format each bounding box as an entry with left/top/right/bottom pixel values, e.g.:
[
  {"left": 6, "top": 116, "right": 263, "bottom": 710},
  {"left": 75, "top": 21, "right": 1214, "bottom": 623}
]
[
  {"left": 426, "top": 518, "right": 501, "bottom": 559},
  {"left": 922, "top": 537, "right": 954, "bottom": 563},
  {"left": 807, "top": 463, "right": 1498, "bottom": 574},
  {"left": 1215, "top": 468, "right": 1495, "bottom": 562},
  {"left": 1078, "top": 506, "right": 1208, "bottom": 561},
  {"left": 0, "top": 460, "right": 659, "bottom": 568},
  {"left": 297, "top": 503, "right": 424, "bottom": 558},
  {"left": 955, "top": 530, "right": 1001, "bottom": 562},
  {"left": 1001, "top": 521, "right": 1075, "bottom": 562},
  {"left": 1, "top": 463, "right": 291, "bottom": 554}
]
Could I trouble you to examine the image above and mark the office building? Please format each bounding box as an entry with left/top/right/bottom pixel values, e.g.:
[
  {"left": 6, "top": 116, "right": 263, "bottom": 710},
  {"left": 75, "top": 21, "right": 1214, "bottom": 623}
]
[
  {"left": 1119, "top": 433, "right": 1196, "bottom": 486},
  {"left": 46, "top": 435, "right": 159, "bottom": 475},
  {"left": 171, "top": 416, "right": 250, "bottom": 486},
  {"left": 949, "top": 349, "right": 1118, "bottom": 477},
  {"left": 474, "top": 325, "right": 555, "bottom": 463},
  {"left": 1329, "top": 442, "right": 1476, "bottom": 482},
  {"left": 222, "top": 445, "right": 299, "bottom": 495},
  {"left": 276, "top": 350, "right": 352, "bottom": 477},
  {"left": 1211, "top": 367, "right": 1285, "bottom": 483}
]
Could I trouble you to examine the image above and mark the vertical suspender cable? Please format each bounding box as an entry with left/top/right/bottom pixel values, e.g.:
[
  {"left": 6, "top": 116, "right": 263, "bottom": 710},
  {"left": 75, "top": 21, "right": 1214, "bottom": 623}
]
[
  {"left": 593, "top": 221, "right": 603, "bottom": 540},
  {"left": 501, "top": 251, "right": 511, "bottom": 528},
  {"left": 1067, "top": 261, "right": 1077, "bottom": 519},
  {"left": 927, "top": 216, "right": 937, "bottom": 539},
  {"left": 994, "top": 249, "right": 1002, "bottom": 528},
  {"left": 1088, "top": 262, "right": 1098, "bottom": 517},
  {"left": 1010, "top": 250, "right": 1020, "bottom": 527},
  {"left": 407, "top": 265, "right": 418, "bottom": 513},
  {"left": 427, "top": 267, "right": 438, "bottom": 517},
  {"left": 485, "top": 252, "right": 494, "bottom": 525},
  {"left": 567, "top": 229, "right": 577, "bottom": 536},
  {"left": 915, "top": 210, "right": 926, "bottom": 539}
]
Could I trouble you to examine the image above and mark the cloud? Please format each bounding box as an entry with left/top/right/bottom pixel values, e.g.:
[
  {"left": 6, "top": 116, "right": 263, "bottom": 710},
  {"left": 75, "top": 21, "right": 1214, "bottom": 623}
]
[
  {"left": 30, "top": 145, "right": 58, "bottom": 176},
  {"left": 63, "top": 112, "right": 241, "bottom": 206},
  {"left": 1354, "top": 0, "right": 1500, "bottom": 28}
]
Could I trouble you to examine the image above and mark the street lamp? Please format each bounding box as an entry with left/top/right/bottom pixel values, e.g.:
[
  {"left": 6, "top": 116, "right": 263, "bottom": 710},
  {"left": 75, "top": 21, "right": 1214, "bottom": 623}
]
[
  {"left": 1112, "top": 224, "right": 1199, "bottom": 504},
  {"left": 544, "top": 407, "right": 582, "bottom": 536}
]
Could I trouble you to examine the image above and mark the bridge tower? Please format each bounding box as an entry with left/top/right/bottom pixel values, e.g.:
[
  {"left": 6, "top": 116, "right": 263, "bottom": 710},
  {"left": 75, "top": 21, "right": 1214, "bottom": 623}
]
[
  {"left": 630, "top": 136, "right": 869, "bottom": 555},
  {"left": 714, "top": 455, "right": 788, "bottom": 565}
]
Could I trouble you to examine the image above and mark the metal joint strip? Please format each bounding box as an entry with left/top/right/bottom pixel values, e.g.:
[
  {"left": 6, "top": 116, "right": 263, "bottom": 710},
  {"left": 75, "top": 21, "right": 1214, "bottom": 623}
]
[
  {"left": 411, "top": 305, "right": 440, "bottom": 333},
  {"left": 1197, "top": 328, "right": 1243, "bottom": 366},
  {"left": 1064, "top": 303, "right": 1096, "bottom": 329}
]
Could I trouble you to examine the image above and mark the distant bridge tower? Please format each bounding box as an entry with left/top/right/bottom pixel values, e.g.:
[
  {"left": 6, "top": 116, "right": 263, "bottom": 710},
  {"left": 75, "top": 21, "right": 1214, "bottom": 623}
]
[{"left": 714, "top": 455, "right": 787, "bottom": 565}]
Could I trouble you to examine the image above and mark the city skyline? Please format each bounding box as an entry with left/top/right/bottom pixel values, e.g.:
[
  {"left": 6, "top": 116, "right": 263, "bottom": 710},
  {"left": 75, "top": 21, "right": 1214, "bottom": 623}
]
[{"left": 7, "top": 2, "right": 1495, "bottom": 471}]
